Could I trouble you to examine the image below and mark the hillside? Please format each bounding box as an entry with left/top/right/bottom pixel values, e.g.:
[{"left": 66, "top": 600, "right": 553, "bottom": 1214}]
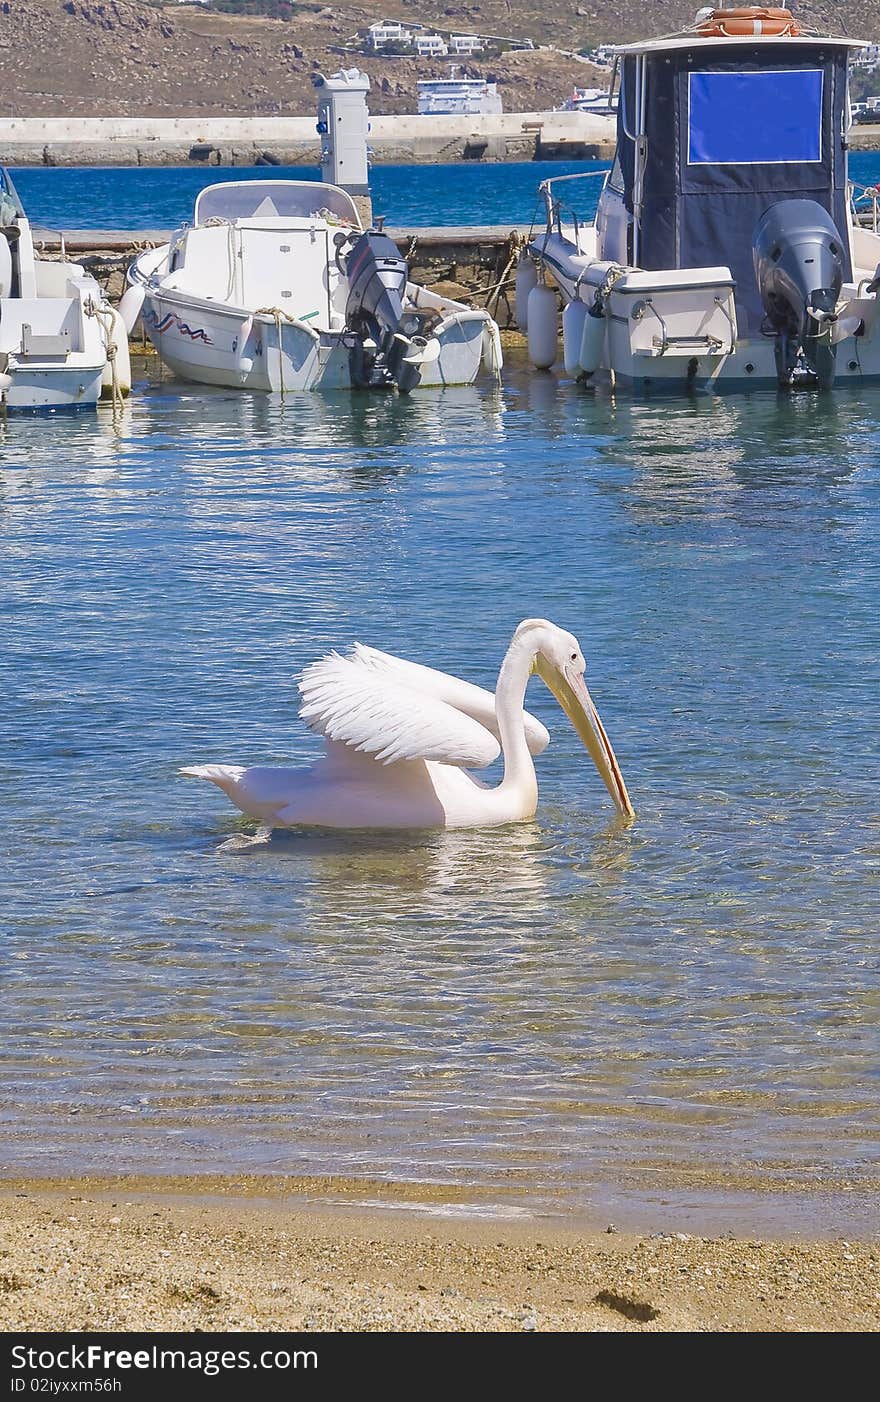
[{"left": 0, "top": 0, "right": 875, "bottom": 118}]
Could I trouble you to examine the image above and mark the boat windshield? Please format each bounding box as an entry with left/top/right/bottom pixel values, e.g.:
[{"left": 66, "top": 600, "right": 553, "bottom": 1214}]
[
  {"left": 194, "top": 181, "right": 361, "bottom": 227},
  {"left": 0, "top": 166, "right": 25, "bottom": 225}
]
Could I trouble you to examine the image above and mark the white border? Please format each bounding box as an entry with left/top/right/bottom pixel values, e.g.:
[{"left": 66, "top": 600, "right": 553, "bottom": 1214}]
[{"left": 686, "top": 69, "right": 825, "bottom": 166}]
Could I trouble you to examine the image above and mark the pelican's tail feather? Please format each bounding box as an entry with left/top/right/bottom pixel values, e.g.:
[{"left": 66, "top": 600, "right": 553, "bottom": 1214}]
[{"left": 179, "top": 764, "right": 247, "bottom": 791}]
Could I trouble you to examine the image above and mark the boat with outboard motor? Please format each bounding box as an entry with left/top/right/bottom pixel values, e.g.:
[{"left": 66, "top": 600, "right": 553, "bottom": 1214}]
[
  {"left": 521, "top": 6, "right": 880, "bottom": 392},
  {"left": 122, "top": 179, "right": 502, "bottom": 394},
  {"left": 0, "top": 166, "right": 130, "bottom": 411}
]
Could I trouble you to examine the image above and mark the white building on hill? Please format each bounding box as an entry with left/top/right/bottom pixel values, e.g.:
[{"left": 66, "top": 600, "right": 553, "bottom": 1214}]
[
  {"left": 449, "top": 34, "right": 484, "bottom": 56},
  {"left": 852, "top": 42, "right": 880, "bottom": 66},
  {"left": 367, "top": 21, "right": 413, "bottom": 50},
  {"left": 415, "top": 34, "right": 449, "bottom": 57}
]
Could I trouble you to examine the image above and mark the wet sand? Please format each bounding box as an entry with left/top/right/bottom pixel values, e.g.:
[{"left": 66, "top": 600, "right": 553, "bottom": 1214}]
[{"left": 0, "top": 1176, "right": 877, "bottom": 1332}]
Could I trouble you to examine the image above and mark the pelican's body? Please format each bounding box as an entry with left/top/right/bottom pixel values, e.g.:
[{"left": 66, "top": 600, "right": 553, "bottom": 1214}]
[{"left": 182, "top": 620, "right": 633, "bottom": 830}]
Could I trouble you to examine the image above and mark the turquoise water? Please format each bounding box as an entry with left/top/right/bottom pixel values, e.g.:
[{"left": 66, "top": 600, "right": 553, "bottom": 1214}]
[{"left": 2, "top": 354, "right": 879, "bottom": 1211}]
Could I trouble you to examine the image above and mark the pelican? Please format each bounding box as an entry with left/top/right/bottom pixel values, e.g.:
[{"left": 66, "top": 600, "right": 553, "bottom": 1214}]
[{"left": 181, "top": 618, "right": 634, "bottom": 830}]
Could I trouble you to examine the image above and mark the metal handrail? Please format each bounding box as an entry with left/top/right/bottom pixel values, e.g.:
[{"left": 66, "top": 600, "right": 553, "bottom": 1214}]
[
  {"left": 849, "top": 179, "right": 880, "bottom": 233},
  {"left": 537, "top": 169, "right": 611, "bottom": 236}
]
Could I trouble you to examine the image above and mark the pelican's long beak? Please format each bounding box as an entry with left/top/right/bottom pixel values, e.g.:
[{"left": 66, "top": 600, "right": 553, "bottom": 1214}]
[{"left": 536, "top": 657, "right": 635, "bottom": 818}]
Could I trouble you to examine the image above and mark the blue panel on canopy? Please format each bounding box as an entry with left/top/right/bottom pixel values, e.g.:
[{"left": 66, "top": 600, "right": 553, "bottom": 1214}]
[{"left": 687, "top": 70, "right": 824, "bottom": 165}]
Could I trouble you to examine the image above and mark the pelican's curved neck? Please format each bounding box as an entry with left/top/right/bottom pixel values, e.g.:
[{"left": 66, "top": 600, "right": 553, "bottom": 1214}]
[{"left": 495, "top": 635, "right": 538, "bottom": 800}]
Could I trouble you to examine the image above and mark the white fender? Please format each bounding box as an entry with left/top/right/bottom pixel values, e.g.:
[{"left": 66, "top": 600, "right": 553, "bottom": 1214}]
[
  {"left": 562, "top": 299, "right": 588, "bottom": 376},
  {"left": 515, "top": 255, "right": 538, "bottom": 330},
  {"left": 101, "top": 307, "right": 132, "bottom": 398},
  {"left": 527, "top": 284, "right": 558, "bottom": 369},
  {"left": 579, "top": 307, "right": 606, "bottom": 374},
  {"left": 481, "top": 319, "right": 503, "bottom": 379},
  {"left": 118, "top": 284, "right": 146, "bottom": 336}
]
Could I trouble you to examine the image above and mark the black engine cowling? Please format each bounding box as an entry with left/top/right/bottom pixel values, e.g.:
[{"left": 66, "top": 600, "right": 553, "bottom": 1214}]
[
  {"left": 345, "top": 230, "right": 408, "bottom": 339},
  {"left": 342, "top": 230, "right": 424, "bottom": 393},
  {"left": 753, "top": 199, "right": 845, "bottom": 388}
]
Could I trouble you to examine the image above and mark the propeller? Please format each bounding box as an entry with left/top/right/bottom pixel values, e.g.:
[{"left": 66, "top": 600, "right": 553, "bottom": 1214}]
[
  {"left": 830, "top": 315, "right": 864, "bottom": 345},
  {"left": 395, "top": 333, "right": 441, "bottom": 367},
  {"left": 805, "top": 304, "right": 864, "bottom": 345}
]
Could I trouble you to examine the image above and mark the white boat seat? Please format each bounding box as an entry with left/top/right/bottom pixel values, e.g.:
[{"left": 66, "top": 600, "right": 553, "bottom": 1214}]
[{"left": 615, "top": 266, "right": 735, "bottom": 293}]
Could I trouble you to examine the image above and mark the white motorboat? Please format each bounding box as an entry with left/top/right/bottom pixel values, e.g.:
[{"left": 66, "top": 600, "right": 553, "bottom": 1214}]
[
  {"left": 523, "top": 6, "right": 880, "bottom": 393},
  {"left": 0, "top": 167, "right": 130, "bottom": 412},
  {"left": 123, "top": 179, "right": 502, "bottom": 394},
  {"left": 556, "top": 87, "right": 616, "bottom": 115}
]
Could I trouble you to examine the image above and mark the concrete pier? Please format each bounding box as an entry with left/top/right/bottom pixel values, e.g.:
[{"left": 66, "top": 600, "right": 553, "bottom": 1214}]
[
  {"left": 849, "top": 125, "right": 880, "bottom": 151},
  {"left": 0, "top": 113, "right": 616, "bottom": 167}
]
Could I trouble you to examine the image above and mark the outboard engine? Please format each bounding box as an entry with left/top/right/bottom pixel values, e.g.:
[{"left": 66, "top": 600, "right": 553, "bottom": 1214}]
[
  {"left": 753, "top": 199, "right": 846, "bottom": 389},
  {"left": 340, "top": 229, "right": 433, "bottom": 393}
]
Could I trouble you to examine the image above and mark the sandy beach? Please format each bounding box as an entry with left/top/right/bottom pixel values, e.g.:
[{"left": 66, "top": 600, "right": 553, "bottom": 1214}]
[{"left": 0, "top": 1176, "right": 877, "bottom": 1333}]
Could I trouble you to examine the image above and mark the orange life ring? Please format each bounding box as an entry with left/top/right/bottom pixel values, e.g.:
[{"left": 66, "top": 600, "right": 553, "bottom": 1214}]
[{"left": 696, "top": 8, "right": 799, "bottom": 37}]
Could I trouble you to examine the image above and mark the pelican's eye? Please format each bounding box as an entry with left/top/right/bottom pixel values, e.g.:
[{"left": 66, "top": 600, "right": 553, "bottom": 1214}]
[{"left": 570, "top": 651, "right": 578, "bottom": 662}]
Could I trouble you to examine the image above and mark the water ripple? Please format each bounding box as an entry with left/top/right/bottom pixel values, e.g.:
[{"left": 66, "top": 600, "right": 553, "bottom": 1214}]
[{"left": 1, "top": 354, "right": 879, "bottom": 1196}]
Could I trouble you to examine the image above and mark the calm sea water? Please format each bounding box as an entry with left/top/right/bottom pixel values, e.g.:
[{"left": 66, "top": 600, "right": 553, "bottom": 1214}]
[
  {"left": 10, "top": 155, "right": 880, "bottom": 232},
  {"left": 1, "top": 354, "right": 879, "bottom": 1216},
  {"left": 10, "top": 160, "right": 606, "bottom": 231}
]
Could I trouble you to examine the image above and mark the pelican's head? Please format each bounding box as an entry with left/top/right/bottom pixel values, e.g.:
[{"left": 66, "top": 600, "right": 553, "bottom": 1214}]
[{"left": 514, "top": 619, "right": 635, "bottom": 818}]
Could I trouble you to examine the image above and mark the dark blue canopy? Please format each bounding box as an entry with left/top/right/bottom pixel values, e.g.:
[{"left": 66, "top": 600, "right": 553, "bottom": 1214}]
[{"left": 616, "top": 42, "right": 852, "bottom": 332}]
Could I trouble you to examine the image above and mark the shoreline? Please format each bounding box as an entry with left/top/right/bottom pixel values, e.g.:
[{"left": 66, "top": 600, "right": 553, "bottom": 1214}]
[
  {"left": 1, "top": 1165, "right": 877, "bottom": 1240},
  {"left": 0, "top": 1175, "right": 876, "bottom": 1332}
]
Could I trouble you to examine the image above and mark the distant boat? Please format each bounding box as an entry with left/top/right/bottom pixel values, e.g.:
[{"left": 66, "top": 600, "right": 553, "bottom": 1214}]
[
  {"left": 523, "top": 5, "right": 880, "bottom": 393},
  {"left": 124, "top": 179, "right": 502, "bottom": 394},
  {"left": 556, "top": 87, "right": 616, "bottom": 115},
  {"left": 417, "top": 66, "right": 503, "bottom": 116},
  {"left": 0, "top": 166, "right": 129, "bottom": 411}
]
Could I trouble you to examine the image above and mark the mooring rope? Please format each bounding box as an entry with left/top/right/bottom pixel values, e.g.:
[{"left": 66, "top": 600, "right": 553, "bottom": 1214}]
[
  {"left": 485, "top": 230, "right": 525, "bottom": 316},
  {"left": 85, "top": 298, "right": 124, "bottom": 415},
  {"left": 255, "top": 306, "right": 301, "bottom": 398}
]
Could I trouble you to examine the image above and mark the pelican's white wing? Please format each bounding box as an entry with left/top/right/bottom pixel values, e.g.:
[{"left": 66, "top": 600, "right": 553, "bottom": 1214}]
[
  {"left": 352, "top": 643, "right": 550, "bottom": 756},
  {"left": 299, "top": 651, "right": 501, "bottom": 768}
]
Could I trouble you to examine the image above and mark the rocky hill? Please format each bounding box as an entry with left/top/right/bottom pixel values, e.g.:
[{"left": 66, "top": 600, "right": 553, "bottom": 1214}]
[{"left": 0, "top": 0, "right": 875, "bottom": 117}]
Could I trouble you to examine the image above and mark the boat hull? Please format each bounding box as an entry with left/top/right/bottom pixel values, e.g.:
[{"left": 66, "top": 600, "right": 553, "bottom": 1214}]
[
  {"left": 142, "top": 291, "right": 323, "bottom": 392},
  {"left": 529, "top": 228, "right": 880, "bottom": 394},
  {"left": 138, "top": 280, "right": 496, "bottom": 394},
  {"left": 0, "top": 282, "right": 121, "bottom": 412},
  {"left": 413, "top": 312, "right": 489, "bottom": 388},
  {"left": 3, "top": 364, "right": 104, "bottom": 411}
]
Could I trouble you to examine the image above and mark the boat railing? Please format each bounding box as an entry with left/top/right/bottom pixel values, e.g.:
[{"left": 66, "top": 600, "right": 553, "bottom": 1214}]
[
  {"left": 849, "top": 179, "right": 880, "bottom": 233},
  {"left": 535, "top": 170, "right": 610, "bottom": 246}
]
